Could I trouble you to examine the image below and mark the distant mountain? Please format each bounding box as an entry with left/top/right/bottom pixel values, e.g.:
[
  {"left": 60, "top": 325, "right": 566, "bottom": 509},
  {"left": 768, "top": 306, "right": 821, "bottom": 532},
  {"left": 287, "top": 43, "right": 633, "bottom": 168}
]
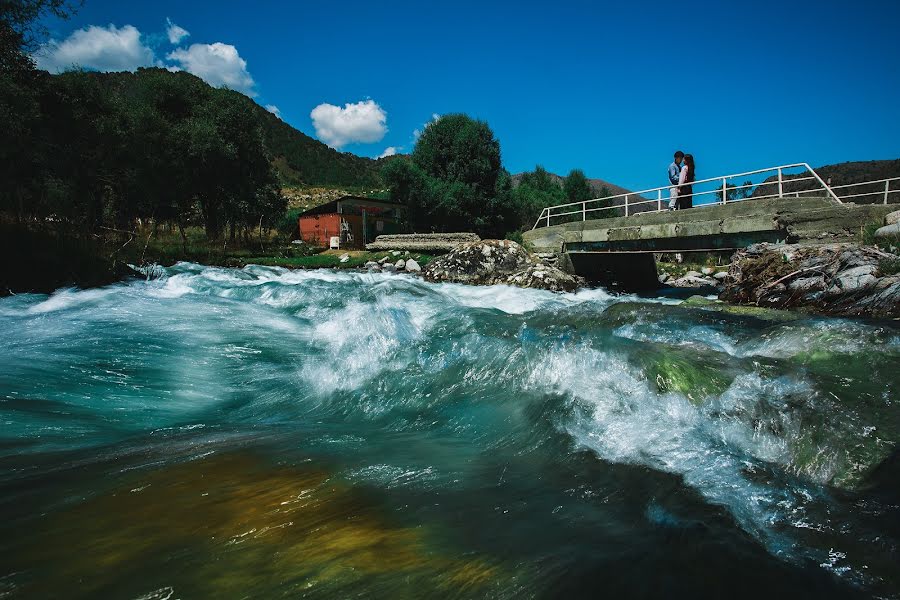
[{"left": 752, "top": 159, "right": 900, "bottom": 202}]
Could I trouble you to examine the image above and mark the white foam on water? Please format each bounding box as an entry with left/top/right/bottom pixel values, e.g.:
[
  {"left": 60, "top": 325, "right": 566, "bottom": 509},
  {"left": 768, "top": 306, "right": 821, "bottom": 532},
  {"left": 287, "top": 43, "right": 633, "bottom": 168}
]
[
  {"left": 528, "top": 345, "right": 842, "bottom": 562},
  {"left": 24, "top": 287, "right": 117, "bottom": 314}
]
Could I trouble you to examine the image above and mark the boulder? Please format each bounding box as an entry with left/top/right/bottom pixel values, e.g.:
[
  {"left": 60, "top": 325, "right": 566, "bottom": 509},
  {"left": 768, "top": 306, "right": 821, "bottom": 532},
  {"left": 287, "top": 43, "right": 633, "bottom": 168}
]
[
  {"left": 339, "top": 253, "right": 350, "bottom": 263},
  {"left": 658, "top": 272, "right": 670, "bottom": 283},
  {"left": 364, "top": 261, "right": 379, "bottom": 270},
  {"left": 394, "top": 259, "right": 406, "bottom": 270},
  {"left": 886, "top": 210, "right": 900, "bottom": 226},
  {"left": 422, "top": 239, "right": 582, "bottom": 292},
  {"left": 875, "top": 223, "right": 900, "bottom": 238},
  {"left": 701, "top": 267, "right": 716, "bottom": 276},
  {"left": 405, "top": 259, "right": 421, "bottom": 272},
  {"left": 713, "top": 271, "right": 728, "bottom": 280},
  {"left": 685, "top": 270, "right": 703, "bottom": 278}
]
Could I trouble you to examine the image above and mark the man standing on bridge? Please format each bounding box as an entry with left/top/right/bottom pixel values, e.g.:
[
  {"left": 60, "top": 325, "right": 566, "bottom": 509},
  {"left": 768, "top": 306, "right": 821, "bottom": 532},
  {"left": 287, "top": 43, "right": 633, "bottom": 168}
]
[{"left": 668, "top": 150, "right": 684, "bottom": 210}]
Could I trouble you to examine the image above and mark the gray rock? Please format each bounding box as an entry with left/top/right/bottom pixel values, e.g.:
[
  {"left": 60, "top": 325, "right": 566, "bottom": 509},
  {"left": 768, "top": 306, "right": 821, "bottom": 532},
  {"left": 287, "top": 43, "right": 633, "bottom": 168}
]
[
  {"left": 394, "top": 259, "right": 406, "bottom": 270},
  {"left": 391, "top": 251, "right": 402, "bottom": 256},
  {"left": 671, "top": 275, "right": 715, "bottom": 288},
  {"left": 364, "top": 261, "right": 379, "bottom": 269},
  {"left": 886, "top": 210, "right": 900, "bottom": 226},
  {"left": 701, "top": 267, "right": 715, "bottom": 275},
  {"left": 658, "top": 272, "right": 670, "bottom": 283},
  {"left": 422, "top": 239, "right": 582, "bottom": 292},
  {"left": 339, "top": 254, "right": 350, "bottom": 263},
  {"left": 685, "top": 270, "right": 703, "bottom": 278},
  {"left": 405, "top": 259, "right": 421, "bottom": 272},
  {"left": 378, "top": 256, "right": 391, "bottom": 264},
  {"left": 382, "top": 264, "right": 396, "bottom": 272},
  {"left": 713, "top": 271, "right": 728, "bottom": 280},
  {"left": 875, "top": 223, "right": 900, "bottom": 238}
]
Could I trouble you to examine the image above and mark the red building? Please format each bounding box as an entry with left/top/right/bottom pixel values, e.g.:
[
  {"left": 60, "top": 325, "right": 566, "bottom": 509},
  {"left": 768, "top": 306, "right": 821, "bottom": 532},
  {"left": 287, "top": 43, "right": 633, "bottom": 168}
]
[{"left": 297, "top": 196, "right": 406, "bottom": 249}]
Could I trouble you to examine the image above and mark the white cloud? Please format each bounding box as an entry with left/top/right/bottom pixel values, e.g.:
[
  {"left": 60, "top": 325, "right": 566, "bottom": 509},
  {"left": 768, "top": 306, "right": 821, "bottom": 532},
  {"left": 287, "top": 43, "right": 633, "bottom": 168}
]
[
  {"left": 265, "top": 104, "right": 281, "bottom": 118},
  {"left": 413, "top": 113, "right": 441, "bottom": 141},
  {"left": 310, "top": 99, "right": 387, "bottom": 149},
  {"left": 166, "top": 18, "right": 190, "bottom": 44},
  {"left": 33, "top": 24, "right": 157, "bottom": 73},
  {"left": 378, "top": 146, "right": 401, "bottom": 159},
  {"left": 167, "top": 42, "right": 256, "bottom": 95}
]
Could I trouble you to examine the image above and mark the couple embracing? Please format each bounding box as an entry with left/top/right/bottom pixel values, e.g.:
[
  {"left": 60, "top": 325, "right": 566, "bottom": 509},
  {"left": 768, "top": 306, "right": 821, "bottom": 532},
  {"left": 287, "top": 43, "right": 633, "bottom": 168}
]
[{"left": 667, "top": 150, "right": 695, "bottom": 210}]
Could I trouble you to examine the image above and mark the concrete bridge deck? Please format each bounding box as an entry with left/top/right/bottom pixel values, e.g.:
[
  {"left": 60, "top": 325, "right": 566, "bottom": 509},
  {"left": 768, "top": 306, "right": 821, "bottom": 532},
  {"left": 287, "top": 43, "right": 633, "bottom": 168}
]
[{"left": 522, "top": 197, "right": 899, "bottom": 288}]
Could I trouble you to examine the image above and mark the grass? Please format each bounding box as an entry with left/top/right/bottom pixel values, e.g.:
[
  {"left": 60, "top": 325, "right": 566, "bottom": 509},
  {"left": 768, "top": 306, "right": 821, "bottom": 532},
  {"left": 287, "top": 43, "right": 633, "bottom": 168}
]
[{"left": 879, "top": 257, "right": 900, "bottom": 276}]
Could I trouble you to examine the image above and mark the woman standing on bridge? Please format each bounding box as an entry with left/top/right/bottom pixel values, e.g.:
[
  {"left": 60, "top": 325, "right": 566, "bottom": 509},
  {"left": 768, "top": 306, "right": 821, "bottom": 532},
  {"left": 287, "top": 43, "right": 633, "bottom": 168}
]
[{"left": 678, "top": 154, "right": 695, "bottom": 209}]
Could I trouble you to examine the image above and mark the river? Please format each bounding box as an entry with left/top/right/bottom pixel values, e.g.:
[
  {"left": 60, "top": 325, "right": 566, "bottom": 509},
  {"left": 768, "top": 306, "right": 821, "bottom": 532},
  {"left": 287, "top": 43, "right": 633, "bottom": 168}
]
[{"left": 1, "top": 263, "right": 898, "bottom": 599}]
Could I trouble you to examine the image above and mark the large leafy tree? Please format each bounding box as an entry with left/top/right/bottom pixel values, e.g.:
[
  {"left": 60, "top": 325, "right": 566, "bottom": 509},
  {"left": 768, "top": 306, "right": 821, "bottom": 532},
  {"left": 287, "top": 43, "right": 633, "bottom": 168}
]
[{"left": 383, "top": 114, "right": 518, "bottom": 237}]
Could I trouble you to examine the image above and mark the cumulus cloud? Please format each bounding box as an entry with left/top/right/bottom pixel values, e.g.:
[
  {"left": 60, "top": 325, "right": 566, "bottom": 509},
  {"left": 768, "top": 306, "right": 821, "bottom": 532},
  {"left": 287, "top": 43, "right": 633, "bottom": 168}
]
[
  {"left": 167, "top": 43, "right": 256, "bottom": 95},
  {"left": 166, "top": 18, "right": 190, "bottom": 44},
  {"left": 33, "top": 24, "right": 157, "bottom": 73},
  {"left": 310, "top": 100, "right": 388, "bottom": 149},
  {"left": 378, "top": 146, "right": 401, "bottom": 159},
  {"left": 265, "top": 105, "right": 281, "bottom": 118}
]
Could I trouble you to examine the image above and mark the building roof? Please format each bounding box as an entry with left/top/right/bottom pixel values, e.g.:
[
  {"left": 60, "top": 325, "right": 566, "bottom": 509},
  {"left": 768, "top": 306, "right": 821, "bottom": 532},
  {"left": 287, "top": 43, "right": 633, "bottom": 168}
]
[{"left": 297, "top": 195, "right": 405, "bottom": 217}]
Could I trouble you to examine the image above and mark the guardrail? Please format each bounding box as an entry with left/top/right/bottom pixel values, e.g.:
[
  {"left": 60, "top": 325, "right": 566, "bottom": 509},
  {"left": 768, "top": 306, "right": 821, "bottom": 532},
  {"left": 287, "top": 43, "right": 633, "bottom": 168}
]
[{"left": 531, "top": 162, "right": 861, "bottom": 230}]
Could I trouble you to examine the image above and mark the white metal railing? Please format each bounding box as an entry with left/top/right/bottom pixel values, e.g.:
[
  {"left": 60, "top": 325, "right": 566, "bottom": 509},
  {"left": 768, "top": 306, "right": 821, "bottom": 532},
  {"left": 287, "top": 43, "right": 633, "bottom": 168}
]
[
  {"left": 532, "top": 162, "right": 850, "bottom": 229},
  {"left": 829, "top": 177, "right": 900, "bottom": 204}
]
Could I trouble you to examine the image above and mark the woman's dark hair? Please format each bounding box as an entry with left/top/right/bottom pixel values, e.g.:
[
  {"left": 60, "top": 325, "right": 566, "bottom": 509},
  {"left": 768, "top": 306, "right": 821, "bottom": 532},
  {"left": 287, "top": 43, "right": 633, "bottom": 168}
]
[{"left": 683, "top": 154, "right": 695, "bottom": 182}]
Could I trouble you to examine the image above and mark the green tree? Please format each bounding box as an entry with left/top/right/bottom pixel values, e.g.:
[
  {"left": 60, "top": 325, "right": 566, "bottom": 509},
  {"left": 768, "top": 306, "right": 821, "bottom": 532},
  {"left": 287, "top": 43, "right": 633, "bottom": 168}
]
[
  {"left": 384, "top": 114, "right": 518, "bottom": 237},
  {"left": 563, "top": 168, "right": 593, "bottom": 203}
]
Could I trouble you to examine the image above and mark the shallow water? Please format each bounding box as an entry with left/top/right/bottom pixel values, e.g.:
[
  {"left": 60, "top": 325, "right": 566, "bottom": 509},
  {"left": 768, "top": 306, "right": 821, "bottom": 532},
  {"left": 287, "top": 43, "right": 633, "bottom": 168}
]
[{"left": 1, "top": 263, "right": 898, "bottom": 599}]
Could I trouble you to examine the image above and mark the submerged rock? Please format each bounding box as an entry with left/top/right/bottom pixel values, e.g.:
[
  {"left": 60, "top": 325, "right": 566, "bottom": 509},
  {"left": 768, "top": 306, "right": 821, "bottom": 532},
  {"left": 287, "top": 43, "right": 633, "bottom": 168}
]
[
  {"left": 721, "top": 243, "right": 900, "bottom": 317},
  {"left": 422, "top": 239, "right": 582, "bottom": 292}
]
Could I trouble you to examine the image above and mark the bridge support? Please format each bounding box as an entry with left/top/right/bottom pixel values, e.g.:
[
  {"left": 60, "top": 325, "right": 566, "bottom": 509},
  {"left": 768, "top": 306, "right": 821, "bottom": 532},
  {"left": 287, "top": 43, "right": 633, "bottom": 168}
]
[{"left": 566, "top": 251, "right": 659, "bottom": 291}]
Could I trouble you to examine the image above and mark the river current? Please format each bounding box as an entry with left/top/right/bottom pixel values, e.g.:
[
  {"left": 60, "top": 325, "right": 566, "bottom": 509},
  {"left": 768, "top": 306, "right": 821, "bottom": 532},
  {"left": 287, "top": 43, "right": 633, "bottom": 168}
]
[{"left": 1, "top": 263, "right": 899, "bottom": 599}]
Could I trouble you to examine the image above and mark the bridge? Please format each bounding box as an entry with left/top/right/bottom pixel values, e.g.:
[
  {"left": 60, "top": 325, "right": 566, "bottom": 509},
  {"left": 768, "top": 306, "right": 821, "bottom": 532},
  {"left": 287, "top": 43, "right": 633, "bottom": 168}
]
[{"left": 521, "top": 163, "right": 900, "bottom": 288}]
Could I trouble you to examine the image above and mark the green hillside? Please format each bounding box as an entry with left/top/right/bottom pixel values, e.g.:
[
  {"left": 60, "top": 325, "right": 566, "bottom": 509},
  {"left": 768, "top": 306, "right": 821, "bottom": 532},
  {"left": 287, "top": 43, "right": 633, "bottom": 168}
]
[
  {"left": 58, "top": 68, "right": 387, "bottom": 189},
  {"left": 256, "top": 105, "right": 387, "bottom": 188}
]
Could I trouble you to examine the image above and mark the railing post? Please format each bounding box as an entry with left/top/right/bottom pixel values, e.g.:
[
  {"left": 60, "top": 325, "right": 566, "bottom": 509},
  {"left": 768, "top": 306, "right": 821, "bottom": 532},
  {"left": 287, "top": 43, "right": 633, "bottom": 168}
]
[
  {"left": 582, "top": 201, "right": 586, "bottom": 221},
  {"left": 722, "top": 178, "right": 727, "bottom": 204},
  {"left": 885, "top": 180, "right": 890, "bottom": 205},
  {"left": 657, "top": 189, "right": 662, "bottom": 211},
  {"left": 546, "top": 209, "right": 550, "bottom": 228},
  {"left": 624, "top": 195, "right": 629, "bottom": 217},
  {"left": 777, "top": 168, "right": 784, "bottom": 198}
]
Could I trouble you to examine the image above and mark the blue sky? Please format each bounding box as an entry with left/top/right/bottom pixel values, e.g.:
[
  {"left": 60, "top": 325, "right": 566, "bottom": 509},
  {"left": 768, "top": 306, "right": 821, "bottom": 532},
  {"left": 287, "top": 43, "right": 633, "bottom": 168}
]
[{"left": 36, "top": 0, "right": 900, "bottom": 191}]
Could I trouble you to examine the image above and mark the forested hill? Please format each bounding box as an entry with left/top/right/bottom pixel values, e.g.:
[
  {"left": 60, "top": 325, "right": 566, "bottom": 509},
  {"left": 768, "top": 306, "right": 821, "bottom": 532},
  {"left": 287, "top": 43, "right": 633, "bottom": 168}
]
[
  {"left": 256, "top": 103, "right": 387, "bottom": 188},
  {"left": 511, "top": 171, "right": 635, "bottom": 199},
  {"left": 72, "top": 68, "right": 387, "bottom": 189},
  {"left": 752, "top": 159, "right": 900, "bottom": 200}
]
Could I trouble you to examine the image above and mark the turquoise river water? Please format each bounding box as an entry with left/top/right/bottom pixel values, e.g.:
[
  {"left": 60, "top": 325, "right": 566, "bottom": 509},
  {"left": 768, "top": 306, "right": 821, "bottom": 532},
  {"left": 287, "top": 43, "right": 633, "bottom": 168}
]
[{"left": 1, "top": 263, "right": 899, "bottom": 599}]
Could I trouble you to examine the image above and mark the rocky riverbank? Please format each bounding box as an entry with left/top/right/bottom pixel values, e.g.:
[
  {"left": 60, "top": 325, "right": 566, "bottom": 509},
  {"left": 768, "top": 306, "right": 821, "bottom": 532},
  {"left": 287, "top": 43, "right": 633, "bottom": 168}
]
[
  {"left": 422, "top": 239, "right": 582, "bottom": 292},
  {"left": 721, "top": 242, "right": 900, "bottom": 318}
]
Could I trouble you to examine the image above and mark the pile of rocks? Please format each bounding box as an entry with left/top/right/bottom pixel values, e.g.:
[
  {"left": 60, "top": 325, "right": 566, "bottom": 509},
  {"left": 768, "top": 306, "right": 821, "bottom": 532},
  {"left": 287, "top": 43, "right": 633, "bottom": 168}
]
[
  {"left": 364, "top": 250, "right": 421, "bottom": 273},
  {"left": 366, "top": 233, "right": 480, "bottom": 254},
  {"left": 422, "top": 239, "right": 582, "bottom": 292},
  {"left": 659, "top": 266, "right": 728, "bottom": 288},
  {"left": 721, "top": 242, "right": 900, "bottom": 317}
]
